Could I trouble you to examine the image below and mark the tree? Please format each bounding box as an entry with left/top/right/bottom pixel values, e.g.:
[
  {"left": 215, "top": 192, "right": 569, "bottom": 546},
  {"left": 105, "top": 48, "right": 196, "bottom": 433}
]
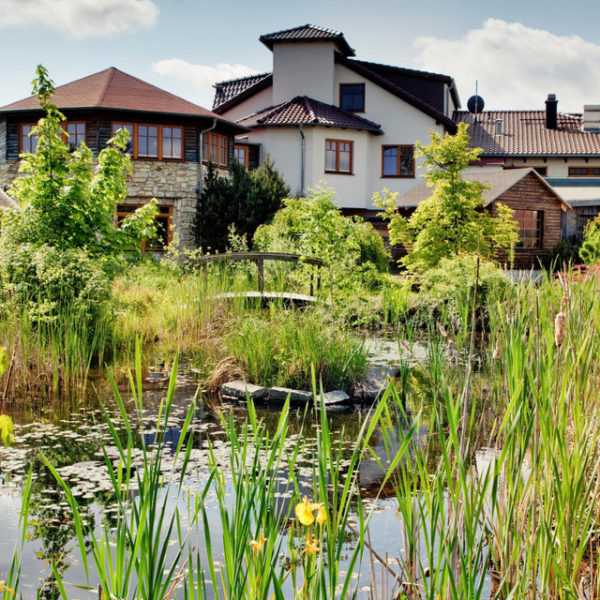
[
  {"left": 375, "top": 123, "right": 519, "bottom": 272},
  {"left": 2, "top": 65, "right": 157, "bottom": 263},
  {"left": 579, "top": 214, "right": 600, "bottom": 266},
  {"left": 195, "top": 156, "right": 289, "bottom": 252}
]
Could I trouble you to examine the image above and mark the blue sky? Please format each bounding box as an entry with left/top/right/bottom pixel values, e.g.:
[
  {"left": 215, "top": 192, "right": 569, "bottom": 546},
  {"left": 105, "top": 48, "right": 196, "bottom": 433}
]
[{"left": 0, "top": 0, "right": 599, "bottom": 113}]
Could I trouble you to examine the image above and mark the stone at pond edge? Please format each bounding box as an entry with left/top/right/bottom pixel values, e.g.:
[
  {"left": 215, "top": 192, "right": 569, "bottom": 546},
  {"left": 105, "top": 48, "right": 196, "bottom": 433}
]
[
  {"left": 320, "top": 390, "right": 350, "bottom": 406},
  {"left": 220, "top": 381, "right": 268, "bottom": 401},
  {"left": 269, "top": 387, "right": 313, "bottom": 403}
]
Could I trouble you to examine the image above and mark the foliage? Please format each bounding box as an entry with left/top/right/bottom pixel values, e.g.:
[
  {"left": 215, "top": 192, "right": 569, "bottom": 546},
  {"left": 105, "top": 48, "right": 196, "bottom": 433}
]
[
  {"left": 549, "top": 238, "right": 581, "bottom": 268},
  {"left": 0, "top": 244, "right": 110, "bottom": 323},
  {"left": 195, "top": 157, "right": 289, "bottom": 252},
  {"left": 254, "top": 186, "right": 390, "bottom": 290},
  {"left": 579, "top": 214, "right": 600, "bottom": 266},
  {"left": 375, "top": 122, "right": 519, "bottom": 272},
  {"left": 3, "top": 65, "right": 157, "bottom": 263}
]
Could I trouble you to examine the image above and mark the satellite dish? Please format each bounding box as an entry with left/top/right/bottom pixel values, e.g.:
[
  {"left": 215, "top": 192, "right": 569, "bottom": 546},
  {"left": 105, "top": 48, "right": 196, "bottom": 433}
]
[{"left": 467, "top": 95, "right": 485, "bottom": 113}]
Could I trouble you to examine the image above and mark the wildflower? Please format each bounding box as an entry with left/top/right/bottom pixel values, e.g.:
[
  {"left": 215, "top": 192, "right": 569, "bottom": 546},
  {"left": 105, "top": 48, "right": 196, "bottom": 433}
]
[
  {"left": 315, "top": 504, "right": 327, "bottom": 525},
  {"left": 555, "top": 311, "right": 567, "bottom": 347},
  {"left": 0, "top": 415, "right": 15, "bottom": 447},
  {"left": 0, "top": 581, "right": 15, "bottom": 596},
  {"left": 249, "top": 531, "right": 267, "bottom": 554},
  {"left": 492, "top": 339, "right": 501, "bottom": 360},
  {"left": 304, "top": 532, "right": 320, "bottom": 556},
  {"left": 295, "top": 496, "right": 315, "bottom": 526}
]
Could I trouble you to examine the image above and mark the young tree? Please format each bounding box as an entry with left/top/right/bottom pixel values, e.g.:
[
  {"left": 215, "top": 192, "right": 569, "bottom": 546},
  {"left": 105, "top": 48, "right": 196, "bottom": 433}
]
[
  {"left": 2, "top": 65, "right": 157, "bottom": 262},
  {"left": 375, "top": 123, "right": 519, "bottom": 272},
  {"left": 195, "top": 156, "right": 289, "bottom": 252}
]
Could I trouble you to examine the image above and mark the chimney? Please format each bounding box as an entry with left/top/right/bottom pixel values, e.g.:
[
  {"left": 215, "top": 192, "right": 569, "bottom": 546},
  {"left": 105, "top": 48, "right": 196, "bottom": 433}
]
[
  {"left": 545, "top": 94, "right": 558, "bottom": 129},
  {"left": 583, "top": 105, "right": 600, "bottom": 132}
]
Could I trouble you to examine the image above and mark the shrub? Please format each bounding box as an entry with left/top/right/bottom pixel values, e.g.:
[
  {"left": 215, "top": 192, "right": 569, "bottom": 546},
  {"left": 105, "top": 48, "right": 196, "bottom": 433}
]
[
  {"left": 580, "top": 215, "right": 600, "bottom": 266},
  {"left": 418, "top": 254, "right": 511, "bottom": 324},
  {"left": 0, "top": 244, "right": 110, "bottom": 324}
]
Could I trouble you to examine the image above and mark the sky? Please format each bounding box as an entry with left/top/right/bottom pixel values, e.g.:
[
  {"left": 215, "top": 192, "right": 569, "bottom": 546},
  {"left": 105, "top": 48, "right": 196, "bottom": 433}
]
[{"left": 0, "top": 0, "right": 599, "bottom": 113}]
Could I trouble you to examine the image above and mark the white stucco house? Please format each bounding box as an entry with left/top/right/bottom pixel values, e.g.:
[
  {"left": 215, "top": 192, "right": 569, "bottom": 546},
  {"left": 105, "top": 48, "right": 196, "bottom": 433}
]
[{"left": 212, "top": 24, "right": 460, "bottom": 218}]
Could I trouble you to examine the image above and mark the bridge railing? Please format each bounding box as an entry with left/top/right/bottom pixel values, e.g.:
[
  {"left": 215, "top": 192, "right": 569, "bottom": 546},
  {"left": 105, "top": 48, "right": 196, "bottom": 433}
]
[{"left": 192, "top": 252, "right": 326, "bottom": 296}]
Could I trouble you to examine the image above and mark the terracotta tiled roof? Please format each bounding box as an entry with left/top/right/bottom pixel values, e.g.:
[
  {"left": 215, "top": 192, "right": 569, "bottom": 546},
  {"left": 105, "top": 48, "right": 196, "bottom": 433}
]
[
  {"left": 259, "top": 24, "right": 355, "bottom": 56},
  {"left": 0, "top": 67, "right": 226, "bottom": 119},
  {"left": 454, "top": 110, "right": 600, "bottom": 157},
  {"left": 213, "top": 73, "right": 272, "bottom": 111},
  {"left": 397, "top": 168, "right": 569, "bottom": 209},
  {"left": 236, "top": 96, "right": 382, "bottom": 133}
]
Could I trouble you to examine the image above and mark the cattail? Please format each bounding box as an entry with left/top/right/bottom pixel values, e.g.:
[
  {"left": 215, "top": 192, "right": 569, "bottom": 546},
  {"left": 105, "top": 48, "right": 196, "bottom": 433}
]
[
  {"left": 555, "top": 311, "right": 567, "bottom": 347},
  {"left": 492, "top": 339, "right": 501, "bottom": 360}
]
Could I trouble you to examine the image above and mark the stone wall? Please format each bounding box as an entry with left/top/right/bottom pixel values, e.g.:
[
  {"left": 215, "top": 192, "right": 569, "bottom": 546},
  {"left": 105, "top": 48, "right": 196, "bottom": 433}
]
[{"left": 0, "top": 159, "right": 231, "bottom": 250}]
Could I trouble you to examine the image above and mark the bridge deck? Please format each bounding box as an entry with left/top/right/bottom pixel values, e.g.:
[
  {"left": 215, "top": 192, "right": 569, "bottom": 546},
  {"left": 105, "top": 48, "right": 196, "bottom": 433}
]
[{"left": 213, "top": 291, "right": 317, "bottom": 306}]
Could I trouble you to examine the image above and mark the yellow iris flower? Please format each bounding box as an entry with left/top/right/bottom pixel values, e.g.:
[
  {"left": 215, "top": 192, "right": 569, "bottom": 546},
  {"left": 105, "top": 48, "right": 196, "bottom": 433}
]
[
  {"left": 0, "top": 581, "right": 15, "bottom": 596},
  {"left": 316, "top": 505, "right": 327, "bottom": 525},
  {"left": 304, "top": 532, "right": 320, "bottom": 556},
  {"left": 249, "top": 531, "right": 267, "bottom": 554},
  {"left": 295, "top": 496, "right": 316, "bottom": 526}
]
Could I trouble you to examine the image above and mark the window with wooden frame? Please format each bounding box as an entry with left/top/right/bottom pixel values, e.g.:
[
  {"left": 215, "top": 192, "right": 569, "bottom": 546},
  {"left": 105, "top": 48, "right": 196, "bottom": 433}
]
[
  {"left": 234, "top": 145, "right": 249, "bottom": 168},
  {"left": 110, "top": 123, "right": 183, "bottom": 160},
  {"left": 65, "top": 122, "right": 86, "bottom": 150},
  {"left": 514, "top": 209, "right": 543, "bottom": 249},
  {"left": 20, "top": 123, "right": 38, "bottom": 154},
  {"left": 325, "top": 139, "right": 353, "bottom": 174},
  {"left": 568, "top": 166, "right": 600, "bottom": 177},
  {"left": 340, "top": 83, "right": 365, "bottom": 112},
  {"left": 116, "top": 204, "right": 172, "bottom": 251},
  {"left": 381, "top": 145, "right": 415, "bottom": 177},
  {"left": 202, "top": 132, "right": 229, "bottom": 168},
  {"left": 112, "top": 123, "right": 134, "bottom": 153}
]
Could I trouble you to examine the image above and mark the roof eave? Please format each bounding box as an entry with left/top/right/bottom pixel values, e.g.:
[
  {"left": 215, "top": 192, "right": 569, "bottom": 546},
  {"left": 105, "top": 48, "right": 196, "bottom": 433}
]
[{"left": 213, "top": 74, "right": 273, "bottom": 115}]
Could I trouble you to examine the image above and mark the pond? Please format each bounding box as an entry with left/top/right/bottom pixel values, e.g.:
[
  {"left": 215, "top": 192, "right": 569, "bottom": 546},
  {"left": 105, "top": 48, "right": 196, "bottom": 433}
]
[{"left": 1, "top": 336, "right": 439, "bottom": 599}]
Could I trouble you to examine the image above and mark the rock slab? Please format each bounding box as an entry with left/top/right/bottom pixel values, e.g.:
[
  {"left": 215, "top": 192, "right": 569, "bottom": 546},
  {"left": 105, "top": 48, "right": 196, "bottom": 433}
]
[
  {"left": 220, "top": 381, "right": 268, "bottom": 401},
  {"left": 269, "top": 387, "right": 313, "bottom": 403},
  {"left": 321, "top": 390, "right": 350, "bottom": 406}
]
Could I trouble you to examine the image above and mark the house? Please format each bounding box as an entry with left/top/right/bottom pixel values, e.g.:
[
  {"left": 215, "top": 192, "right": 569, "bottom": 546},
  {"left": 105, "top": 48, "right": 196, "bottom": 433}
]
[
  {"left": 455, "top": 97, "right": 600, "bottom": 243},
  {"left": 396, "top": 168, "right": 570, "bottom": 268},
  {"left": 0, "top": 67, "right": 247, "bottom": 248},
  {"left": 212, "top": 24, "right": 460, "bottom": 219}
]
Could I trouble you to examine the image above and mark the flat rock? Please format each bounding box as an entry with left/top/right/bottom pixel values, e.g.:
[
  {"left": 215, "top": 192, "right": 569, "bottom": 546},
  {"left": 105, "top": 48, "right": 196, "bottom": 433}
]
[
  {"left": 220, "top": 381, "right": 268, "bottom": 400},
  {"left": 269, "top": 387, "right": 313, "bottom": 403},
  {"left": 321, "top": 390, "right": 350, "bottom": 406}
]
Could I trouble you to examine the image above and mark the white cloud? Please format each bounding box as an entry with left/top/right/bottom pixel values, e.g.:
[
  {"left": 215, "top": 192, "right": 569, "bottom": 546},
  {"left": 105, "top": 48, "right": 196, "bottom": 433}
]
[
  {"left": 0, "top": 0, "right": 158, "bottom": 38},
  {"left": 415, "top": 19, "right": 600, "bottom": 112},
  {"left": 152, "top": 58, "right": 260, "bottom": 108}
]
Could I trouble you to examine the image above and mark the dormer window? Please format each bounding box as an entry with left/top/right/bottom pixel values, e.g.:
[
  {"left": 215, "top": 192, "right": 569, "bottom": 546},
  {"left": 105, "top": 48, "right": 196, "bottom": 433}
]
[{"left": 340, "top": 83, "right": 365, "bottom": 112}]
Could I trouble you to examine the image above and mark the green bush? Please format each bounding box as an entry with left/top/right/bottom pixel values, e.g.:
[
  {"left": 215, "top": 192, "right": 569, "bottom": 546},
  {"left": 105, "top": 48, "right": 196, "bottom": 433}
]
[
  {"left": 0, "top": 244, "right": 110, "bottom": 324},
  {"left": 418, "top": 254, "right": 511, "bottom": 323},
  {"left": 580, "top": 215, "right": 600, "bottom": 266}
]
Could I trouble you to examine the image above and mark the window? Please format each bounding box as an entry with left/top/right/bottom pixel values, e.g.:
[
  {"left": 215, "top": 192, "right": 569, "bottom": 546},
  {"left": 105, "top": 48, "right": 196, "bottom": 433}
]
[
  {"left": 234, "top": 145, "right": 249, "bottom": 168},
  {"left": 325, "top": 139, "right": 353, "bottom": 174},
  {"left": 568, "top": 167, "right": 600, "bottom": 177},
  {"left": 116, "top": 204, "right": 172, "bottom": 251},
  {"left": 66, "top": 122, "right": 86, "bottom": 150},
  {"left": 112, "top": 123, "right": 134, "bottom": 153},
  {"left": 162, "top": 126, "right": 182, "bottom": 159},
  {"left": 20, "top": 124, "right": 38, "bottom": 154},
  {"left": 138, "top": 125, "right": 159, "bottom": 158},
  {"left": 533, "top": 166, "right": 548, "bottom": 177},
  {"left": 382, "top": 145, "right": 414, "bottom": 178},
  {"left": 111, "top": 123, "right": 183, "bottom": 160},
  {"left": 203, "top": 132, "right": 229, "bottom": 168},
  {"left": 340, "top": 84, "right": 365, "bottom": 112},
  {"left": 514, "top": 209, "right": 543, "bottom": 249}
]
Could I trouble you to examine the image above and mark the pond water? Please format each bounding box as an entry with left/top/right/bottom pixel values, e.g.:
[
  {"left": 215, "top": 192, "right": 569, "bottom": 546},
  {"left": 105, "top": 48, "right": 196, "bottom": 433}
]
[{"left": 0, "top": 337, "right": 438, "bottom": 599}]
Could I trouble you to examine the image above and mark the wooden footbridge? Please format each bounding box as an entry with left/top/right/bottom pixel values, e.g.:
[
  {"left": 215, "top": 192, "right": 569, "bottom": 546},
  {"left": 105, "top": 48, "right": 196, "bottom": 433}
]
[{"left": 193, "top": 252, "right": 326, "bottom": 307}]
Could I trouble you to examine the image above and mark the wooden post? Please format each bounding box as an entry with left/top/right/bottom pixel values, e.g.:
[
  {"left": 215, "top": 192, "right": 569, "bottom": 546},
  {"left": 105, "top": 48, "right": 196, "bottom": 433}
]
[{"left": 257, "top": 258, "right": 264, "bottom": 293}]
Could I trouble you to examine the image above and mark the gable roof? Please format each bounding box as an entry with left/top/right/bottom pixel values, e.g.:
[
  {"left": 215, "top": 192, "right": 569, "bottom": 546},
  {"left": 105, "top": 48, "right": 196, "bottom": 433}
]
[
  {"left": 236, "top": 96, "right": 382, "bottom": 133},
  {"left": 336, "top": 55, "right": 457, "bottom": 132},
  {"left": 396, "top": 168, "right": 570, "bottom": 210},
  {"left": 213, "top": 73, "right": 272, "bottom": 112},
  {"left": 455, "top": 110, "right": 600, "bottom": 157},
  {"left": 259, "top": 24, "right": 355, "bottom": 57},
  {"left": 0, "top": 67, "right": 241, "bottom": 126}
]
